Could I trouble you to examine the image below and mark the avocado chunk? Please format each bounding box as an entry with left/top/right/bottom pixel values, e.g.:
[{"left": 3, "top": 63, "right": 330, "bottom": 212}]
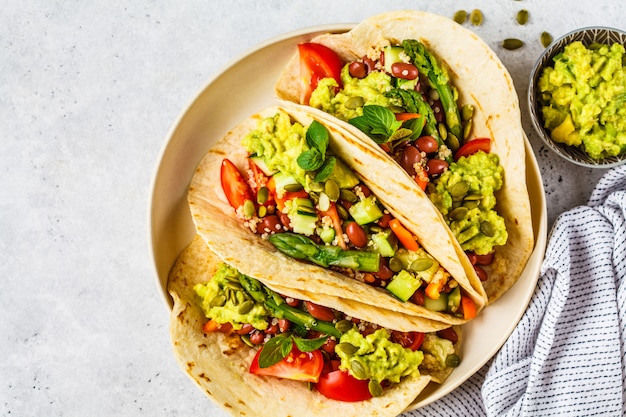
[
  {"left": 386, "top": 270, "right": 421, "bottom": 302},
  {"left": 328, "top": 158, "right": 360, "bottom": 189}
]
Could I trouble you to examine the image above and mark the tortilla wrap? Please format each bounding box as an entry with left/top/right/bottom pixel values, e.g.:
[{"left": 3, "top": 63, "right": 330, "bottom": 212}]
[
  {"left": 169, "top": 234, "right": 432, "bottom": 417},
  {"left": 188, "top": 105, "right": 487, "bottom": 331},
  {"left": 275, "top": 10, "right": 534, "bottom": 303}
]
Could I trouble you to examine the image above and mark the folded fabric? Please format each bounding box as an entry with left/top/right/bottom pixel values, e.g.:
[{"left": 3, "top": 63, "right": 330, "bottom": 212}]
[{"left": 407, "top": 165, "right": 626, "bottom": 417}]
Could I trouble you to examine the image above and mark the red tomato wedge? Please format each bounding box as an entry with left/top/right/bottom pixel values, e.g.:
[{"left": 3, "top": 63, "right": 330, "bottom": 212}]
[
  {"left": 391, "top": 331, "right": 425, "bottom": 351},
  {"left": 454, "top": 138, "right": 491, "bottom": 160},
  {"left": 298, "top": 43, "right": 343, "bottom": 105},
  {"left": 316, "top": 370, "right": 373, "bottom": 402},
  {"left": 249, "top": 344, "right": 324, "bottom": 383},
  {"left": 220, "top": 158, "right": 254, "bottom": 211}
]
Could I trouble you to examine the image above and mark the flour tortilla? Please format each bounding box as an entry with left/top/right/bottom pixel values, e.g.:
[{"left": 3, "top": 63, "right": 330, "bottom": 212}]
[
  {"left": 169, "top": 234, "right": 432, "bottom": 417},
  {"left": 188, "top": 105, "right": 487, "bottom": 331},
  {"left": 275, "top": 10, "right": 534, "bottom": 303}
]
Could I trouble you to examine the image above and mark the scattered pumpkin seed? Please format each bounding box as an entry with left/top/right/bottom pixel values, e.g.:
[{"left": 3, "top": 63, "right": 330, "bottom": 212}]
[
  {"left": 337, "top": 342, "right": 358, "bottom": 356},
  {"left": 257, "top": 186, "right": 269, "bottom": 205},
  {"left": 340, "top": 189, "right": 358, "bottom": 203},
  {"left": 469, "top": 9, "right": 483, "bottom": 26},
  {"left": 309, "top": 182, "right": 324, "bottom": 192},
  {"left": 453, "top": 10, "right": 467, "bottom": 25},
  {"left": 317, "top": 192, "right": 331, "bottom": 212},
  {"left": 258, "top": 205, "right": 267, "bottom": 218},
  {"left": 335, "top": 320, "right": 354, "bottom": 333},
  {"left": 243, "top": 199, "right": 255, "bottom": 218},
  {"left": 480, "top": 220, "right": 495, "bottom": 237},
  {"left": 462, "top": 200, "right": 480, "bottom": 210},
  {"left": 209, "top": 294, "right": 226, "bottom": 308},
  {"left": 464, "top": 193, "right": 483, "bottom": 201},
  {"left": 450, "top": 206, "right": 469, "bottom": 221},
  {"left": 240, "top": 334, "right": 255, "bottom": 348},
  {"left": 389, "top": 257, "right": 404, "bottom": 272},
  {"left": 410, "top": 258, "right": 434, "bottom": 272},
  {"left": 461, "top": 104, "right": 474, "bottom": 121},
  {"left": 350, "top": 360, "right": 368, "bottom": 379},
  {"left": 502, "top": 38, "right": 524, "bottom": 50},
  {"left": 449, "top": 181, "right": 470, "bottom": 197},
  {"left": 345, "top": 96, "right": 365, "bottom": 110},
  {"left": 541, "top": 31, "right": 553, "bottom": 48},
  {"left": 516, "top": 9, "right": 529, "bottom": 25},
  {"left": 284, "top": 183, "right": 304, "bottom": 192},
  {"left": 446, "top": 134, "right": 460, "bottom": 152},
  {"left": 336, "top": 204, "right": 349, "bottom": 220},
  {"left": 324, "top": 179, "right": 340, "bottom": 202},
  {"left": 237, "top": 300, "right": 255, "bottom": 315},
  {"left": 438, "top": 122, "right": 448, "bottom": 141},
  {"left": 446, "top": 353, "right": 461, "bottom": 368},
  {"left": 368, "top": 380, "right": 383, "bottom": 397}
]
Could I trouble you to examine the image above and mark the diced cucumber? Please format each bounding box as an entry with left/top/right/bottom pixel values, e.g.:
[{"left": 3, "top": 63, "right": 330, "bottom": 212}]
[
  {"left": 424, "top": 292, "right": 449, "bottom": 312},
  {"left": 447, "top": 287, "right": 461, "bottom": 314},
  {"left": 371, "top": 229, "right": 397, "bottom": 257},
  {"left": 249, "top": 155, "right": 278, "bottom": 176},
  {"left": 349, "top": 196, "right": 383, "bottom": 225},
  {"left": 396, "top": 77, "right": 418, "bottom": 90},
  {"left": 273, "top": 172, "right": 300, "bottom": 194},
  {"left": 386, "top": 270, "right": 421, "bottom": 302},
  {"left": 288, "top": 198, "right": 317, "bottom": 236},
  {"left": 392, "top": 249, "right": 439, "bottom": 283},
  {"left": 383, "top": 45, "right": 405, "bottom": 74},
  {"left": 318, "top": 226, "right": 336, "bottom": 244}
]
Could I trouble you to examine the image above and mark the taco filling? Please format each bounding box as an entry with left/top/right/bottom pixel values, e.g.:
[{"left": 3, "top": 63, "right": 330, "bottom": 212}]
[
  {"left": 193, "top": 261, "right": 460, "bottom": 402},
  {"left": 287, "top": 38, "right": 511, "bottom": 292},
  {"left": 220, "top": 110, "right": 479, "bottom": 319}
]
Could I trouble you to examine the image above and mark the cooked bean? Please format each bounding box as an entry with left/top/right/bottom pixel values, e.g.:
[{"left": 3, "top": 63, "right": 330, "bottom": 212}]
[
  {"left": 416, "top": 136, "right": 439, "bottom": 154},
  {"left": 346, "top": 221, "right": 368, "bottom": 248},
  {"left": 349, "top": 61, "right": 368, "bottom": 79},
  {"left": 321, "top": 338, "right": 338, "bottom": 354},
  {"left": 400, "top": 145, "right": 421, "bottom": 176},
  {"left": 374, "top": 259, "right": 394, "bottom": 280},
  {"left": 475, "top": 252, "right": 495, "bottom": 265},
  {"left": 391, "top": 62, "right": 419, "bottom": 80},
  {"left": 426, "top": 158, "right": 449, "bottom": 175},
  {"left": 474, "top": 265, "right": 488, "bottom": 281},
  {"left": 437, "top": 327, "right": 459, "bottom": 344},
  {"left": 278, "top": 319, "right": 290, "bottom": 333},
  {"left": 265, "top": 322, "right": 279, "bottom": 334},
  {"left": 377, "top": 213, "right": 393, "bottom": 228},
  {"left": 249, "top": 331, "right": 265, "bottom": 345},
  {"left": 304, "top": 301, "right": 336, "bottom": 322},
  {"left": 257, "top": 214, "right": 282, "bottom": 234}
]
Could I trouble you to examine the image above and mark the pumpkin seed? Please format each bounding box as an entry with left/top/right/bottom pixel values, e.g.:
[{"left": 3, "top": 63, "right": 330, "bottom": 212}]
[
  {"left": 238, "top": 300, "right": 255, "bottom": 315},
  {"left": 462, "top": 200, "right": 480, "bottom": 210},
  {"left": 438, "top": 122, "right": 448, "bottom": 141},
  {"left": 541, "top": 31, "right": 553, "bottom": 48},
  {"left": 450, "top": 207, "right": 469, "bottom": 221},
  {"left": 516, "top": 9, "right": 529, "bottom": 25},
  {"left": 297, "top": 204, "right": 317, "bottom": 215},
  {"left": 257, "top": 186, "right": 269, "bottom": 205},
  {"left": 284, "top": 183, "right": 304, "bottom": 192},
  {"left": 345, "top": 96, "right": 365, "bottom": 110},
  {"left": 389, "top": 257, "right": 404, "bottom": 272},
  {"left": 335, "top": 319, "right": 355, "bottom": 333},
  {"left": 410, "top": 258, "right": 434, "bottom": 272},
  {"left": 258, "top": 205, "right": 267, "bottom": 218},
  {"left": 350, "top": 360, "right": 368, "bottom": 379},
  {"left": 446, "top": 134, "right": 460, "bottom": 153},
  {"left": 337, "top": 342, "right": 358, "bottom": 356},
  {"left": 464, "top": 193, "right": 483, "bottom": 201},
  {"left": 368, "top": 380, "right": 383, "bottom": 397},
  {"left": 469, "top": 9, "right": 483, "bottom": 26},
  {"left": 480, "top": 221, "right": 495, "bottom": 237},
  {"left": 449, "top": 181, "right": 469, "bottom": 198},
  {"left": 317, "top": 192, "right": 330, "bottom": 212},
  {"left": 453, "top": 10, "right": 467, "bottom": 25},
  {"left": 309, "top": 182, "right": 325, "bottom": 192},
  {"left": 463, "top": 119, "right": 473, "bottom": 140},
  {"left": 340, "top": 189, "right": 358, "bottom": 203},
  {"left": 224, "top": 280, "right": 244, "bottom": 292},
  {"left": 446, "top": 354, "right": 461, "bottom": 368},
  {"left": 336, "top": 204, "right": 349, "bottom": 220},
  {"left": 209, "top": 294, "right": 226, "bottom": 307},
  {"left": 324, "top": 179, "right": 340, "bottom": 202},
  {"left": 240, "top": 334, "right": 255, "bottom": 348},
  {"left": 461, "top": 104, "right": 474, "bottom": 121},
  {"left": 243, "top": 199, "right": 255, "bottom": 218},
  {"left": 502, "top": 38, "right": 524, "bottom": 50}
]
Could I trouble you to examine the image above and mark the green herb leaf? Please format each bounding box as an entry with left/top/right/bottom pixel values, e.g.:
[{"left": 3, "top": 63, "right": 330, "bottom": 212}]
[
  {"left": 294, "top": 336, "right": 328, "bottom": 352},
  {"left": 306, "top": 120, "right": 329, "bottom": 157},
  {"left": 258, "top": 334, "right": 293, "bottom": 368},
  {"left": 314, "top": 156, "right": 336, "bottom": 182},
  {"left": 297, "top": 148, "right": 324, "bottom": 171},
  {"left": 348, "top": 105, "right": 402, "bottom": 144}
]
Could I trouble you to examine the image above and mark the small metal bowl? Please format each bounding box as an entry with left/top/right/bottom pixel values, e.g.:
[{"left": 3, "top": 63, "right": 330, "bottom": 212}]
[{"left": 528, "top": 26, "right": 626, "bottom": 168}]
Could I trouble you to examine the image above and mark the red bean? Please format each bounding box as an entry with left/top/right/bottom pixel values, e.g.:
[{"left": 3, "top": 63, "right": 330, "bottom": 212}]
[
  {"left": 265, "top": 323, "right": 279, "bottom": 334},
  {"left": 374, "top": 262, "right": 394, "bottom": 280},
  {"left": 437, "top": 327, "right": 459, "bottom": 344},
  {"left": 377, "top": 213, "right": 393, "bottom": 228},
  {"left": 466, "top": 252, "right": 478, "bottom": 265},
  {"left": 411, "top": 289, "right": 425, "bottom": 305},
  {"left": 304, "top": 301, "right": 336, "bottom": 322},
  {"left": 249, "top": 331, "right": 265, "bottom": 345},
  {"left": 357, "top": 184, "right": 371, "bottom": 197},
  {"left": 416, "top": 136, "right": 439, "bottom": 154},
  {"left": 400, "top": 145, "right": 421, "bottom": 176},
  {"left": 321, "top": 338, "right": 338, "bottom": 354},
  {"left": 474, "top": 265, "right": 488, "bottom": 281},
  {"left": 475, "top": 252, "right": 495, "bottom": 266},
  {"left": 346, "top": 222, "right": 368, "bottom": 248},
  {"left": 235, "top": 323, "right": 254, "bottom": 335},
  {"left": 426, "top": 158, "right": 449, "bottom": 176},
  {"left": 278, "top": 319, "right": 290, "bottom": 333},
  {"left": 257, "top": 214, "right": 282, "bottom": 235},
  {"left": 349, "top": 61, "right": 367, "bottom": 79},
  {"left": 391, "top": 62, "right": 419, "bottom": 80}
]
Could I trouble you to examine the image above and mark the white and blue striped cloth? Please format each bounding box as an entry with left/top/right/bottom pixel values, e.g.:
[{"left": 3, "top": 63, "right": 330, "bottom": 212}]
[{"left": 408, "top": 166, "right": 626, "bottom": 416}]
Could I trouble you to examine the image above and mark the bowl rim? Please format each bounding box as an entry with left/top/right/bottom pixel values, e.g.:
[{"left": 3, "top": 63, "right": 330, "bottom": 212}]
[{"left": 527, "top": 25, "right": 626, "bottom": 168}]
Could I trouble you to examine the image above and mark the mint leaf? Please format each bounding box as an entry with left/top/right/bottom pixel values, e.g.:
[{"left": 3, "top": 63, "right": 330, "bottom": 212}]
[
  {"left": 258, "top": 334, "right": 293, "bottom": 368},
  {"left": 314, "top": 156, "right": 336, "bottom": 183},
  {"left": 306, "top": 120, "right": 329, "bottom": 157},
  {"left": 293, "top": 336, "right": 328, "bottom": 352},
  {"left": 348, "top": 105, "right": 402, "bottom": 144},
  {"left": 297, "top": 148, "right": 324, "bottom": 171}
]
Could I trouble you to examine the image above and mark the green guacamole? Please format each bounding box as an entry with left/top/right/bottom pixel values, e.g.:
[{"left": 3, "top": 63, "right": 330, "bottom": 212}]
[
  {"left": 310, "top": 64, "right": 393, "bottom": 121},
  {"left": 429, "top": 151, "right": 507, "bottom": 255},
  {"left": 538, "top": 41, "right": 626, "bottom": 159},
  {"left": 336, "top": 328, "right": 423, "bottom": 384},
  {"left": 194, "top": 263, "right": 269, "bottom": 331}
]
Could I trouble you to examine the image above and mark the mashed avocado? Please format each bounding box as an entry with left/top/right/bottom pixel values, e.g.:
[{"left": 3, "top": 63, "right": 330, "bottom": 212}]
[
  {"left": 242, "top": 111, "right": 309, "bottom": 185},
  {"left": 310, "top": 64, "right": 393, "bottom": 121},
  {"left": 538, "top": 41, "right": 626, "bottom": 159},
  {"left": 194, "top": 263, "right": 269, "bottom": 331},
  {"left": 429, "top": 151, "right": 507, "bottom": 255},
  {"left": 419, "top": 334, "right": 456, "bottom": 372},
  {"left": 336, "top": 328, "right": 423, "bottom": 384}
]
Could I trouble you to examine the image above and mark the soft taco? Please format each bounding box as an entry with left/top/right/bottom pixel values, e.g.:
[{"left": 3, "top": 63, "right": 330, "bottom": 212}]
[
  {"left": 275, "top": 11, "right": 534, "bottom": 303},
  {"left": 168, "top": 234, "right": 463, "bottom": 416},
  {"left": 188, "top": 105, "right": 487, "bottom": 330}
]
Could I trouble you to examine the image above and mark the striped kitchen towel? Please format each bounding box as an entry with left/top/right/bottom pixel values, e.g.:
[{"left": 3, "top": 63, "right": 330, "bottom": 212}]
[{"left": 407, "top": 165, "right": 626, "bottom": 417}]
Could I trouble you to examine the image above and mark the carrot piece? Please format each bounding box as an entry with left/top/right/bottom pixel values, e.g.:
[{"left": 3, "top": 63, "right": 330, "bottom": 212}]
[
  {"left": 320, "top": 202, "right": 347, "bottom": 250},
  {"left": 395, "top": 112, "right": 421, "bottom": 121},
  {"left": 202, "top": 319, "right": 232, "bottom": 334},
  {"left": 389, "top": 219, "right": 419, "bottom": 251},
  {"left": 425, "top": 279, "right": 445, "bottom": 300},
  {"left": 414, "top": 167, "right": 429, "bottom": 191},
  {"left": 461, "top": 295, "right": 477, "bottom": 320}
]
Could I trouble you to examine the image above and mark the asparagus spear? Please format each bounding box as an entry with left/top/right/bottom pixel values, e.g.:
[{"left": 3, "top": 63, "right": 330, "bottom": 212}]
[
  {"left": 385, "top": 88, "right": 443, "bottom": 145},
  {"left": 268, "top": 232, "right": 380, "bottom": 272},
  {"left": 238, "top": 273, "right": 341, "bottom": 338},
  {"left": 401, "top": 39, "right": 463, "bottom": 141}
]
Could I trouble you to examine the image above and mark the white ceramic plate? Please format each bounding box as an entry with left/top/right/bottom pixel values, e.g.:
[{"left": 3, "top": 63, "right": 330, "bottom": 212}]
[{"left": 149, "top": 24, "right": 547, "bottom": 412}]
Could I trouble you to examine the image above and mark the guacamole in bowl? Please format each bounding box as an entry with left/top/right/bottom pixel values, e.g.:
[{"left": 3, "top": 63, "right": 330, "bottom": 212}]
[{"left": 529, "top": 26, "right": 626, "bottom": 168}]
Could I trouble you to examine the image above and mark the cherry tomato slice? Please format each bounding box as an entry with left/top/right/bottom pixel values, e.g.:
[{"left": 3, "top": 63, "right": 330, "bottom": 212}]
[
  {"left": 298, "top": 43, "right": 343, "bottom": 105},
  {"left": 454, "top": 138, "right": 491, "bottom": 160},
  {"left": 249, "top": 344, "right": 324, "bottom": 383},
  {"left": 391, "top": 331, "right": 425, "bottom": 351},
  {"left": 316, "top": 370, "right": 373, "bottom": 402},
  {"left": 220, "top": 158, "right": 254, "bottom": 211}
]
